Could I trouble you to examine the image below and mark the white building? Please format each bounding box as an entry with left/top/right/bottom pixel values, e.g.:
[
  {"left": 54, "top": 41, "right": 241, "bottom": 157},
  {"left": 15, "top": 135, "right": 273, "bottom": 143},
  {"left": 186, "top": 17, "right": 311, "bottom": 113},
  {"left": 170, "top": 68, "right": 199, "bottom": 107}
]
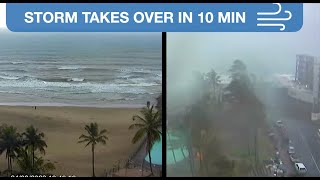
[{"left": 276, "top": 55, "right": 320, "bottom": 121}]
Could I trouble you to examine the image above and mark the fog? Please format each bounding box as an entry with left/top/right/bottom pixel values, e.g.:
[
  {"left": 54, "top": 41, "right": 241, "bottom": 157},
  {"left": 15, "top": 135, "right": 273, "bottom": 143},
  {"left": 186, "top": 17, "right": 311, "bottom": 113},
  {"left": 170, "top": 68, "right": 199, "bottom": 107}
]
[
  {"left": 167, "top": 5, "right": 320, "bottom": 177},
  {"left": 167, "top": 4, "right": 320, "bottom": 111}
]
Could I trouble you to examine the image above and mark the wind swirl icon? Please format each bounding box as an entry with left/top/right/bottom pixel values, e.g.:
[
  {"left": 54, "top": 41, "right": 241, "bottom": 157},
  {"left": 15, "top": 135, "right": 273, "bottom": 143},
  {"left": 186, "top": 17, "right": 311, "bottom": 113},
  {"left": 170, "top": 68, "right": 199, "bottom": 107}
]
[{"left": 257, "top": 3, "right": 292, "bottom": 31}]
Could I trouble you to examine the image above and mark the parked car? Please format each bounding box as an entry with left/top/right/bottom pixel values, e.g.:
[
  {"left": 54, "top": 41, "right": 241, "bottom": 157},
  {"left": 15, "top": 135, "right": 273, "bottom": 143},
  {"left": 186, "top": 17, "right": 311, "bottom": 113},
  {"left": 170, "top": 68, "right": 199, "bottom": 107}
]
[
  {"left": 269, "top": 132, "right": 275, "bottom": 137},
  {"left": 276, "top": 120, "right": 284, "bottom": 128},
  {"left": 290, "top": 154, "right": 300, "bottom": 163},
  {"left": 273, "top": 158, "right": 283, "bottom": 167},
  {"left": 288, "top": 146, "right": 295, "bottom": 154},
  {"left": 294, "top": 163, "right": 307, "bottom": 175},
  {"left": 317, "top": 129, "right": 320, "bottom": 138},
  {"left": 274, "top": 168, "right": 284, "bottom": 177}
]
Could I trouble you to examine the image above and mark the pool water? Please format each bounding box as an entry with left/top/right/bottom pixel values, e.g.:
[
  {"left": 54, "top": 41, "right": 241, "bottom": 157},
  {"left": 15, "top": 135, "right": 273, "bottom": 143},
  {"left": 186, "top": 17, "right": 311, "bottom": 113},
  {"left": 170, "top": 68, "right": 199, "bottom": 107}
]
[
  {"left": 144, "top": 133, "right": 189, "bottom": 166},
  {"left": 145, "top": 137, "right": 162, "bottom": 165},
  {"left": 167, "top": 146, "right": 189, "bottom": 165},
  {"left": 167, "top": 133, "right": 189, "bottom": 165}
]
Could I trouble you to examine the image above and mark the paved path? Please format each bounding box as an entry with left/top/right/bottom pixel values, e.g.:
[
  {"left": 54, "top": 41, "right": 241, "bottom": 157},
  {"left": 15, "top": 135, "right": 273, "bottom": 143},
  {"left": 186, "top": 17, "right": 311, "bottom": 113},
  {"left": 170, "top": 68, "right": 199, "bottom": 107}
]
[{"left": 259, "top": 86, "right": 320, "bottom": 177}]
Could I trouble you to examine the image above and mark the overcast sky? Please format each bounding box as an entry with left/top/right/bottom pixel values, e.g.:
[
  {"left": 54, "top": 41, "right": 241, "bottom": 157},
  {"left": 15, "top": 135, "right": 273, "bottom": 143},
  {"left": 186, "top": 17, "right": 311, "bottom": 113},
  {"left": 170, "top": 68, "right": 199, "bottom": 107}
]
[{"left": 168, "top": 4, "right": 320, "bottom": 85}]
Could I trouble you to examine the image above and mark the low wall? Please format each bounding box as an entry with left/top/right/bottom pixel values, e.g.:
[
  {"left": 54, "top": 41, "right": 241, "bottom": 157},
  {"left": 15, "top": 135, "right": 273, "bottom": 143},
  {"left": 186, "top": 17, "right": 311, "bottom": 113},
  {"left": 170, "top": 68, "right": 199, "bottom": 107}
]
[{"left": 288, "top": 87, "right": 313, "bottom": 104}]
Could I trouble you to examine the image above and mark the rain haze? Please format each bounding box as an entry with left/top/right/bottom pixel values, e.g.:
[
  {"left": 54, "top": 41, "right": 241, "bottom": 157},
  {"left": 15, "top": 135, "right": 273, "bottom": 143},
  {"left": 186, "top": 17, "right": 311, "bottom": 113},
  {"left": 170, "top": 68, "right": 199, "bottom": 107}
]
[
  {"left": 168, "top": 4, "right": 320, "bottom": 89},
  {"left": 167, "top": 4, "right": 320, "bottom": 177}
]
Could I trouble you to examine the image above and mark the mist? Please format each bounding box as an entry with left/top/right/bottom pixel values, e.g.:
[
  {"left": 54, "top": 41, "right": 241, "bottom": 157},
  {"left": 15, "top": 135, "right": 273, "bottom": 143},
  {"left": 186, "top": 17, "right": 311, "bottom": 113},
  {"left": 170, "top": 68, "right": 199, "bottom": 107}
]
[
  {"left": 167, "top": 4, "right": 320, "bottom": 177},
  {"left": 167, "top": 4, "right": 320, "bottom": 111}
]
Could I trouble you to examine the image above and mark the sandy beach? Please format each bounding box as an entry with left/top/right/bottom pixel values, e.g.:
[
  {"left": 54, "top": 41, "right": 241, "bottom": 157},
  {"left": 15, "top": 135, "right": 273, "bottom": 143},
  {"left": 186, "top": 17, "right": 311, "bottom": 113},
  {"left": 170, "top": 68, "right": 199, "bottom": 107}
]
[{"left": 0, "top": 106, "right": 141, "bottom": 177}]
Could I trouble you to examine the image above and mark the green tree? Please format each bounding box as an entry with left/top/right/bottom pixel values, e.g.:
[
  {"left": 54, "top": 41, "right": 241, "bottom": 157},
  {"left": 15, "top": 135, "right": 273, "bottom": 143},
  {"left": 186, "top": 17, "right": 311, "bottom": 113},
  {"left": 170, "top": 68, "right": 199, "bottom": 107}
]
[
  {"left": 209, "top": 155, "right": 234, "bottom": 176},
  {"left": 16, "top": 147, "right": 55, "bottom": 175},
  {"left": 78, "top": 122, "right": 108, "bottom": 177},
  {"left": 0, "top": 124, "right": 22, "bottom": 175},
  {"left": 207, "top": 69, "right": 221, "bottom": 97},
  {"left": 226, "top": 60, "right": 266, "bottom": 165},
  {"left": 129, "top": 102, "right": 161, "bottom": 175},
  {"left": 225, "top": 60, "right": 253, "bottom": 103},
  {"left": 22, "top": 125, "right": 47, "bottom": 172},
  {"left": 229, "top": 59, "right": 248, "bottom": 81},
  {"left": 200, "top": 129, "right": 234, "bottom": 177}
]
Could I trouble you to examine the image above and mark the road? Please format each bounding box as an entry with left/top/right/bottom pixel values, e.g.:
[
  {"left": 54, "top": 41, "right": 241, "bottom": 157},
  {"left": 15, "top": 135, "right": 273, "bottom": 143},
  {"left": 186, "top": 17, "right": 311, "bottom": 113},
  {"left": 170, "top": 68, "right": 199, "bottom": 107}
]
[
  {"left": 278, "top": 117, "right": 320, "bottom": 177},
  {"left": 260, "top": 86, "right": 320, "bottom": 177}
]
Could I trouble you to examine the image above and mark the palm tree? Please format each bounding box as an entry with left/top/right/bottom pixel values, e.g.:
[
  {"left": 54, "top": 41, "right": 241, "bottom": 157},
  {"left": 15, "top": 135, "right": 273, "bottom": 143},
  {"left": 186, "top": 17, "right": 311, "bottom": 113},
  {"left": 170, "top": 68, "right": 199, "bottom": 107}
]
[
  {"left": 0, "top": 124, "right": 22, "bottom": 175},
  {"left": 22, "top": 125, "right": 47, "bottom": 172},
  {"left": 16, "top": 147, "right": 55, "bottom": 175},
  {"left": 78, "top": 122, "right": 108, "bottom": 177},
  {"left": 129, "top": 102, "right": 161, "bottom": 175}
]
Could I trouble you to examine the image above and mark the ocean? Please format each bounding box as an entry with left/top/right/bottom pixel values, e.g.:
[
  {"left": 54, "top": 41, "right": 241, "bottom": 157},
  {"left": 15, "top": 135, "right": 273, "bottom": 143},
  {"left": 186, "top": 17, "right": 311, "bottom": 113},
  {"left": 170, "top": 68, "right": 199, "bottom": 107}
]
[{"left": 0, "top": 31, "right": 162, "bottom": 107}]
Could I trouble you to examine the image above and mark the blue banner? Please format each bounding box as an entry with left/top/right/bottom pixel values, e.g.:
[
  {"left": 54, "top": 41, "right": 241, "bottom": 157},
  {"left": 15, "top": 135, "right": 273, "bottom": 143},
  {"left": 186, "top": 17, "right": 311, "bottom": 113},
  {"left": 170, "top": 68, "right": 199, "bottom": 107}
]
[{"left": 6, "top": 3, "right": 303, "bottom": 32}]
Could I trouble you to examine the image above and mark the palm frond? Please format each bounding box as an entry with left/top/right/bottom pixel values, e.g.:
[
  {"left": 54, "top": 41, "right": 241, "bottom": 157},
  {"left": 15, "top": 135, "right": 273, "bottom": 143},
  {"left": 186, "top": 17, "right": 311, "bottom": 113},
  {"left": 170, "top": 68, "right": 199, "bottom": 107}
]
[
  {"left": 99, "top": 129, "right": 108, "bottom": 136},
  {"left": 132, "top": 128, "right": 146, "bottom": 144},
  {"left": 96, "top": 137, "right": 107, "bottom": 145},
  {"left": 128, "top": 123, "right": 145, "bottom": 130},
  {"left": 78, "top": 134, "right": 90, "bottom": 140},
  {"left": 78, "top": 138, "right": 90, "bottom": 144},
  {"left": 132, "top": 115, "right": 147, "bottom": 123},
  {"left": 153, "top": 120, "right": 162, "bottom": 129},
  {"left": 85, "top": 141, "right": 92, "bottom": 147}
]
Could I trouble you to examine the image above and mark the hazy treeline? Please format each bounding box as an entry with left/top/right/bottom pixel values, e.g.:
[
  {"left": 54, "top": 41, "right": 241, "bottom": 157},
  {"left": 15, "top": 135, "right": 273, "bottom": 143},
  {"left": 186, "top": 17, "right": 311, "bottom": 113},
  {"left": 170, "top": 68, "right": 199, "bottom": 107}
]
[{"left": 168, "top": 60, "right": 269, "bottom": 176}]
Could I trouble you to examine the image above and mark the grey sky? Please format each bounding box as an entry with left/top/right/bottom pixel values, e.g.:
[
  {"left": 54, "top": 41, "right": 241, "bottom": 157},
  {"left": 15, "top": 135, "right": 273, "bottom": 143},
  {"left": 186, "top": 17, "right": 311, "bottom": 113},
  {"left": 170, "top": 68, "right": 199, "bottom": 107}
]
[{"left": 168, "top": 4, "right": 320, "bottom": 84}]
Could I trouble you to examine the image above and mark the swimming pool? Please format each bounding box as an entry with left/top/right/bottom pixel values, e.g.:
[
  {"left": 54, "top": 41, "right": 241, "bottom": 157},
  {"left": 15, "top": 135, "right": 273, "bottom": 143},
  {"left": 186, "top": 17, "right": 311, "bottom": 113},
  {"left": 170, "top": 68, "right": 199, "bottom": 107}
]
[
  {"left": 167, "top": 133, "right": 189, "bottom": 165},
  {"left": 144, "top": 133, "right": 189, "bottom": 166},
  {"left": 145, "top": 137, "right": 162, "bottom": 165}
]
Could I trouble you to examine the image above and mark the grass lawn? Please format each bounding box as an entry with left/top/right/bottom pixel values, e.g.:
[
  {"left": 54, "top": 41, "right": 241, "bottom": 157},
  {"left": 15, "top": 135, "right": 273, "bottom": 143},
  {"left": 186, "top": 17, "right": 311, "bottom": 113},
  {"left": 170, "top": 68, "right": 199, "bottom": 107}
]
[{"left": 216, "top": 127, "right": 274, "bottom": 176}]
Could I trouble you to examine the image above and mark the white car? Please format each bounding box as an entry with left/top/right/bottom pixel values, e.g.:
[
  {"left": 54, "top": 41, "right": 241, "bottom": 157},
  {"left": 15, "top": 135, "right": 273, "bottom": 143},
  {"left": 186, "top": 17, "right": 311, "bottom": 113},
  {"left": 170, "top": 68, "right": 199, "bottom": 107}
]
[
  {"left": 294, "top": 163, "right": 307, "bottom": 175},
  {"left": 317, "top": 129, "right": 320, "bottom": 138},
  {"left": 288, "top": 146, "right": 295, "bottom": 154},
  {"left": 276, "top": 120, "right": 284, "bottom": 128}
]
